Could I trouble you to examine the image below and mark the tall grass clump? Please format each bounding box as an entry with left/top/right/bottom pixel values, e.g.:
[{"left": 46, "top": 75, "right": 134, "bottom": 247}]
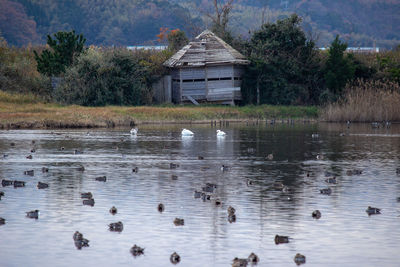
[
  {"left": 0, "top": 38, "right": 51, "bottom": 99},
  {"left": 322, "top": 79, "right": 400, "bottom": 122}
]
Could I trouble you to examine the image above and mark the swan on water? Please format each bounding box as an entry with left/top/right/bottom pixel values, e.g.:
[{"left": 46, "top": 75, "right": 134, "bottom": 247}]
[
  {"left": 181, "top": 129, "right": 194, "bottom": 136},
  {"left": 130, "top": 128, "right": 138, "bottom": 135},
  {"left": 216, "top": 130, "right": 226, "bottom": 136}
]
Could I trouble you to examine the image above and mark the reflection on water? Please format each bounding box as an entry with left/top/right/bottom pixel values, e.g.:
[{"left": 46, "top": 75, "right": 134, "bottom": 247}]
[{"left": 0, "top": 123, "right": 400, "bottom": 267}]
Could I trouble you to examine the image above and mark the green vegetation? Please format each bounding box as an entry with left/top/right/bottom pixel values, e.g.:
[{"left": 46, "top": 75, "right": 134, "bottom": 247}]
[
  {"left": 242, "top": 14, "right": 321, "bottom": 105},
  {"left": 34, "top": 30, "right": 86, "bottom": 76}
]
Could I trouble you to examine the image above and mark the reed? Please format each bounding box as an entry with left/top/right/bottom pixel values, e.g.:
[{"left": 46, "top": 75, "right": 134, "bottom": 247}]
[{"left": 321, "top": 79, "right": 400, "bottom": 122}]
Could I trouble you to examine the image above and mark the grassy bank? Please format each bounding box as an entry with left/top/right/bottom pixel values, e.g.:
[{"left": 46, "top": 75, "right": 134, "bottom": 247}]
[
  {"left": 0, "top": 91, "right": 318, "bottom": 129},
  {"left": 321, "top": 79, "right": 400, "bottom": 122}
]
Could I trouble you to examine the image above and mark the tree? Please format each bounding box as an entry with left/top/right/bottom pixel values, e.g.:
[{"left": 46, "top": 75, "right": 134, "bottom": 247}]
[
  {"left": 324, "top": 35, "right": 355, "bottom": 99},
  {"left": 34, "top": 30, "right": 86, "bottom": 76},
  {"left": 167, "top": 29, "right": 189, "bottom": 52},
  {"left": 202, "top": 0, "right": 234, "bottom": 43},
  {"left": 242, "top": 14, "right": 322, "bottom": 105}
]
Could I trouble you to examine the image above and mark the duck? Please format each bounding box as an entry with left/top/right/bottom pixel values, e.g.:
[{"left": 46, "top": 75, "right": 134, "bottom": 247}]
[
  {"left": 2, "top": 179, "right": 13, "bottom": 187},
  {"left": 83, "top": 198, "right": 95, "bottom": 206},
  {"left": 228, "top": 214, "right": 236, "bottom": 223},
  {"left": 294, "top": 253, "right": 306, "bottom": 265},
  {"left": 216, "top": 129, "right": 226, "bottom": 136},
  {"left": 221, "top": 165, "right": 229, "bottom": 172},
  {"left": 26, "top": 210, "right": 39, "bottom": 219},
  {"left": 171, "top": 175, "right": 178, "bottom": 180},
  {"left": 110, "top": 206, "right": 117, "bottom": 215},
  {"left": 246, "top": 179, "right": 254, "bottom": 186},
  {"left": 232, "top": 257, "right": 248, "bottom": 267},
  {"left": 215, "top": 199, "right": 222, "bottom": 206},
  {"left": 273, "top": 182, "right": 284, "bottom": 190},
  {"left": 274, "top": 234, "right": 290, "bottom": 244},
  {"left": 325, "top": 177, "right": 337, "bottom": 184},
  {"left": 311, "top": 133, "right": 319, "bottom": 138},
  {"left": 198, "top": 156, "right": 204, "bottom": 160},
  {"left": 0, "top": 217, "right": 5, "bottom": 225},
  {"left": 170, "top": 163, "right": 180, "bottom": 169},
  {"left": 157, "top": 203, "right": 165, "bottom": 213},
  {"left": 76, "top": 165, "right": 85, "bottom": 172},
  {"left": 24, "top": 170, "right": 34, "bottom": 176},
  {"left": 194, "top": 190, "right": 201, "bottom": 198},
  {"left": 130, "top": 128, "right": 138, "bottom": 135},
  {"left": 73, "top": 231, "right": 89, "bottom": 249},
  {"left": 366, "top": 206, "right": 381, "bottom": 215},
  {"left": 73, "top": 149, "right": 83, "bottom": 155},
  {"left": 312, "top": 210, "right": 321, "bottom": 219},
  {"left": 181, "top": 128, "right": 194, "bottom": 136},
  {"left": 81, "top": 192, "right": 93, "bottom": 199},
  {"left": 30, "top": 148, "right": 36, "bottom": 153},
  {"left": 282, "top": 186, "right": 291, "bottom": 193},
  {"left": 173, "top": 218, "right": 184, "bottom": 226},
  {"left": 170, "top": 252, "right": 181, "bottom": 264},
  {"left": 320, "top": 188, "right": 332, "bottom": 195},
  {"left": 202, "top": 185, "right": 215, "bottom": 193},
  {"left": 0, "top": 191, "right": 4, "bottom": 200},
  {"left": 267, "top": 154, "right": 274, "bottom": 160},
  {"left": 130, "top": 244, "right": 144, "bottom": 257},
  {"left": 26, "top": 155, "right": 33, "bottom": 159},
  {"left": 316, "top": 154, "right": 324, "bottom": 160},
  {"left": 248, "top": 252, "right": 259, "bottom": 264},
  {"left": 109, "top": 221, "right": 123, "bottom": 232},
  {"left": 132, "top": 167, "right": 138, "bottom": 173},
  {"left": 201, "top": 193, "right": 211, "bottom": 201},
  {"left": 37, "top": 182, "right": 49, "bottom": 189},
  {"left": 396, "top": 168, "right": 400, "bottom": 174},
  {"left": 13, "top": 180, "right": 25, "bottom": 188},
  {"left": 42, "top": 167, "right": 49, "bottom": 173},
  {"left": 228, "top": 206, "right": 236, "bottom": 215},
  {"left": 95, "top": 176, "right": 106, "bottom": 182}
]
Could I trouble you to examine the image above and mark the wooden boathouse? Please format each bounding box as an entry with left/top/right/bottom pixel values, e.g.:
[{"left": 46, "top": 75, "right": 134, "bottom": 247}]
[{"left": 163, "top": 30, "right": 249, "bottom": 105}]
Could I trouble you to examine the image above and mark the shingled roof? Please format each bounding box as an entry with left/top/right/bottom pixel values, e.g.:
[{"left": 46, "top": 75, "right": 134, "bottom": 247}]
[{"left": 163, "top": 30, "right": 249, "bottom": 68}]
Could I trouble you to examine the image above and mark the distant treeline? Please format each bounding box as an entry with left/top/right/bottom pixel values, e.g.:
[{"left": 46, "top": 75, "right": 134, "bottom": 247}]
[
  {"left": 0, "top": 16, "right": 399, "bottom": 110},
  {"left": 1, "top": 0, "right": 399, "bottom": 49}
]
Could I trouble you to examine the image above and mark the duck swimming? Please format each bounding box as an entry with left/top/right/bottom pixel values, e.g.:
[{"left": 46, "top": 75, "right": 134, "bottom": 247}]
[
  {"left": 13, "top": 180, "right": 25, "bottom": 188},
  {"left": 366, "top": 206, "right": 381, "bottom": 215},
  {"left": 173, "top": 218, "right": 184, "bottom": 226},
  {"left": 157, "top": 203, "right": 165, "bottom": 213},
  {"left": 275, "top": 235, "right": 290, "bottom": 244},
  {"left": 37, "top": 182, "right": 49, "bottom": 189},
  {"left": 294, "top": 253, "right": 306, "bottom": 265},
  {"left": 312, "top": 210, "right": 321, "bottom": 219},
  {"left": 325, "top": 177, "right": 337, "bottom": 184},
  {"left": 320, "top": 188, "right": 332, "bottom": 195},
  {"left": 232, "top": 257, "right": 248, "bottom": 267},
  {"left": 95, "top": 176, "right": 106, "bottom": 182},
  {"left": 83, "top": 198, "right": 95, "bottom": 206},
  {"left": 130, "top": 244, "right": 144, "bottom": 257},
  {"left": 81, "top": 192, "right": 93, "bottom": 199},
  {"left": 248, "top": 252, "right": 259, "bottom": 264},
  {"left": 0, "top": 217, "right": 5, "bottom": 225},
  {"left": 109, "top": 221, "right": 123, "bottom": 232},
  {"left": 170, "top": 252, "right": 181, "bottom": 264},
  {"left": 73, "top": 231, "right": 89, "bottom": 249},
  {"left": 24, "top": 170, "right": 34, "bottom": 176},
  {"left": 110, "top": 206, "right": 117, "bottom": 215},
  {"left": 26, "top": 210, "right": 39, "bottom": 219},
  {"left": 181, "top": 128, "right": 194, "bottom": 136}
]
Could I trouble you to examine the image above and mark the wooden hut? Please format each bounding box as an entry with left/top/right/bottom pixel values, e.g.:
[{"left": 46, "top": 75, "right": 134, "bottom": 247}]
[{"left": 163, "top": 30, "right": 250, "bottom": 105}]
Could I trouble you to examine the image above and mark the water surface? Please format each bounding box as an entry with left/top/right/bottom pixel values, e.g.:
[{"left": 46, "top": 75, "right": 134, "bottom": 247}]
[{"left": 0, "top": 123, "right": 399, "bottom": 267}]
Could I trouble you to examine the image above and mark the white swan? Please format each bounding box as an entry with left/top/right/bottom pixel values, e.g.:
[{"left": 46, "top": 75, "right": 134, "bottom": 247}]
[
  {"left": 130, "top": 128, "right": 138, "bottom": 135},
  {"left": 216, "top": 130, "right": 226, "bottom": 136},
  {"left": 181, "top": 128, "right": 194, "bottom": 136}
]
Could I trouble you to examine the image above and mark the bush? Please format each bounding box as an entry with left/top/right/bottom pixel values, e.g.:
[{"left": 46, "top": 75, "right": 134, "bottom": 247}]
[
  {"left": 55, "top": 47, "right": 171, "bottom": 106},
  {"left": 0, "top": 40, "right": 51, "bottom": 99}
]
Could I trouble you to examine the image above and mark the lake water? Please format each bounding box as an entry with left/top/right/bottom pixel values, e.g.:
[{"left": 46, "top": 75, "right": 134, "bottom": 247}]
[{"left": 0, "top": 123, "right": 399, "bottom": 267}]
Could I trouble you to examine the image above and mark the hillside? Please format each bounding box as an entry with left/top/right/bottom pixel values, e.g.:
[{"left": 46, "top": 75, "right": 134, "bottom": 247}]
[
  {"left": 0, "top": 0, "right": 200, "bottom": 46},
  {"left": 1, "top": 0, "right": 399, "bottom": 48}
]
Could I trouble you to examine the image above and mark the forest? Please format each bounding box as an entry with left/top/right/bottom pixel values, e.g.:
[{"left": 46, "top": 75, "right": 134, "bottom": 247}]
[{"left": 1, "top": 0, "right": 399, "bottom": 49}]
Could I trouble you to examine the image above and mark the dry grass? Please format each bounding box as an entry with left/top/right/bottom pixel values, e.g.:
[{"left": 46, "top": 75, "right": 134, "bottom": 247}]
[
  {"left": 0, "top": 91, "right": 318, "bottom": 129},
  {"left": 321, "top": 79, "right": 400, "bottom": 122}
]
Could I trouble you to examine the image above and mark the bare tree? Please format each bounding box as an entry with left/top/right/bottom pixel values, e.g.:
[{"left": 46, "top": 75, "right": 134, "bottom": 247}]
[{"left": 200, "top": 0, "right": 234, "bottom": 36}]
